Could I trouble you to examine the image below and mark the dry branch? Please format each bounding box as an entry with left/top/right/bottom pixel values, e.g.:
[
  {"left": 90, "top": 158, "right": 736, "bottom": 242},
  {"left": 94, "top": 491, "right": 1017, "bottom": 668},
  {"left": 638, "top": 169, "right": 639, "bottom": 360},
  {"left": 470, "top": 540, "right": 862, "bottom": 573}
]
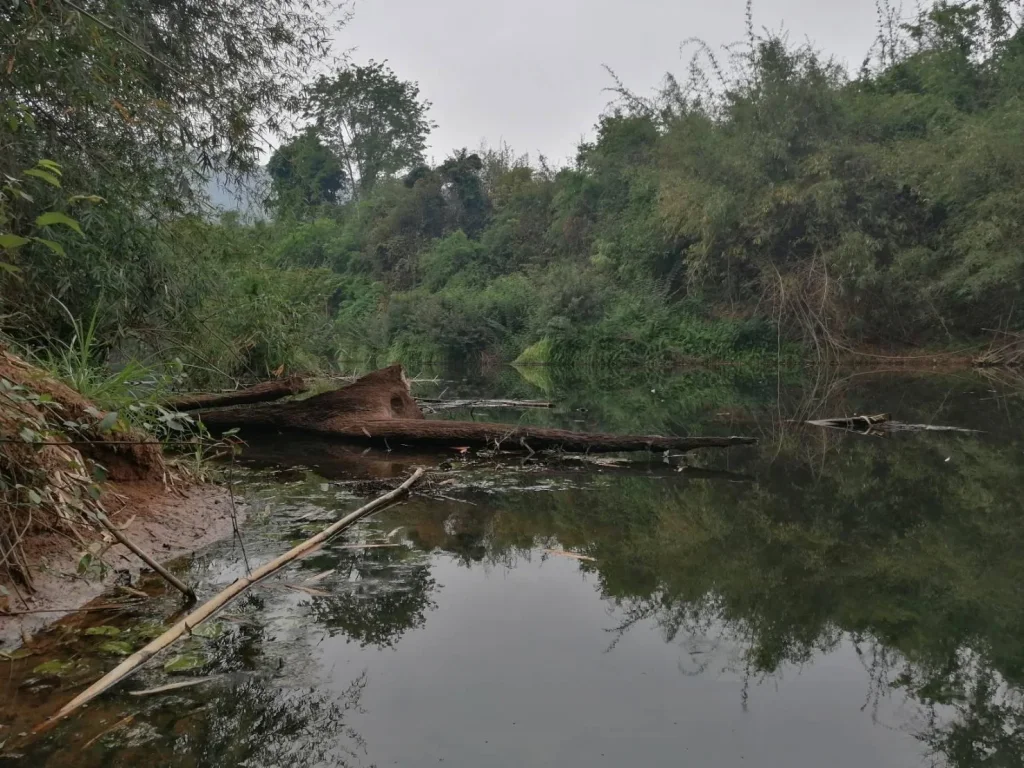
[
  {"left": 163, "top": 376, "right": 308, "bottom": 411},
  {"left": 417, "top": 398, "right": 553, "bottom": 412},
  {"left": 94, "top": 511, "right": 195, "bottom": 600},
  {"left": 38, "top": 468, "right": 425, "bottom": 731}
]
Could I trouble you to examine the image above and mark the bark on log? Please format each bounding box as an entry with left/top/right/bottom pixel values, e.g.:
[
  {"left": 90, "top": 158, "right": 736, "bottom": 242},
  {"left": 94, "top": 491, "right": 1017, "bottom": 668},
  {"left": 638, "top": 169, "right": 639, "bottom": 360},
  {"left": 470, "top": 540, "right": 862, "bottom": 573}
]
[
  {"left": 164, "top": 376, "right": 308, "bottom": 411},
  {"left": 196, "top": 365, "right": 756, "bottom": 454},
  {"left": 196, "top": 365, "right": 423, "bottom": 430}
]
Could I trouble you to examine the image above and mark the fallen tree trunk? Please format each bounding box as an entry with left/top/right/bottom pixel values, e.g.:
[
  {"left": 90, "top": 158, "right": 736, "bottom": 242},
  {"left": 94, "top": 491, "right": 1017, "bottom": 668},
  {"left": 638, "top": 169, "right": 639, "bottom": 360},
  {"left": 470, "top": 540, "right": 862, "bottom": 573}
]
[
  {"left": 275, "top": 418, "right": 756, "bottom": 453},
  {"left": 164, "top": 376, "right": 307, "bottom": 411},
  {"left": 196, "top": 365, "right": 756, "bottom": 454}
]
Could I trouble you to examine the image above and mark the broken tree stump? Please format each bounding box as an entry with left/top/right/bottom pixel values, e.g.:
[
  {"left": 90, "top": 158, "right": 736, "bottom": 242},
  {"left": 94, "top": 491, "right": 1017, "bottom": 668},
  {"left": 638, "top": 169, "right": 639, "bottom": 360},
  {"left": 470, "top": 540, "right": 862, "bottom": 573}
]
[
  {"left": 195, "top": 365, "right": 757, "bottom": 454},
  {"left": 164, "top": 376, "right": 308, "bottom": 411}
]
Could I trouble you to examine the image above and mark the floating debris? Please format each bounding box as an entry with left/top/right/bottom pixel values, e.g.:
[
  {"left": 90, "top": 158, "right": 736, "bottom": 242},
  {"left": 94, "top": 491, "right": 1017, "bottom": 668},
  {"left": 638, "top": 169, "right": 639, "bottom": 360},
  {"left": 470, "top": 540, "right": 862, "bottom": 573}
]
[
  {"left": 543, "top": 549, "right": 596, "bottom": 562},
  {"left": 806, "top": 413, "right": 979, "bottom": 435}
]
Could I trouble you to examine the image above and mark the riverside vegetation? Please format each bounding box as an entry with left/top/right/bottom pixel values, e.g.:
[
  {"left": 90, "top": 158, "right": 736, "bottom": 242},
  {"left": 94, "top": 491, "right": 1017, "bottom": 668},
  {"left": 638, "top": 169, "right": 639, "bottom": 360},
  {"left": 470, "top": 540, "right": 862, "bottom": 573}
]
[{"left": 3, "top": 1, "right": 1024, "bottom": 384}]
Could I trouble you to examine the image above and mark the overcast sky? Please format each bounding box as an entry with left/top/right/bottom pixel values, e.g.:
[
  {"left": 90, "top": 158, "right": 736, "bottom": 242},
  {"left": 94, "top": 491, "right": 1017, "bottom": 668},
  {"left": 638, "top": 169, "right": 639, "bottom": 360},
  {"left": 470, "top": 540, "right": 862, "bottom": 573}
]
[{"left": 337, "top": 0, "right": 884, "bottom": 166}]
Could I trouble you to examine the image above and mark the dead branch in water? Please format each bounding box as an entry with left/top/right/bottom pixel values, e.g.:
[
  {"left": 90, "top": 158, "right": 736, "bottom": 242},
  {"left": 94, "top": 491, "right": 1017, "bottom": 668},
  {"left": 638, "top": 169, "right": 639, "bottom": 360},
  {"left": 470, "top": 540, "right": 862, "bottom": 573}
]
[
  {"left": 94, "top": 511, "right": 195, "bottom": 600},
  {"left": 128, "top": 676, "right": 223, "bottom": 697},
  {"left": 37, "top": 468, "right": 425, "bottom": 732},
  {"left": 974, "top": 330, "right": 1024, "bottom": 368},
  {"left": 805, "top": 413, "right": 979, "bottom": 435}
]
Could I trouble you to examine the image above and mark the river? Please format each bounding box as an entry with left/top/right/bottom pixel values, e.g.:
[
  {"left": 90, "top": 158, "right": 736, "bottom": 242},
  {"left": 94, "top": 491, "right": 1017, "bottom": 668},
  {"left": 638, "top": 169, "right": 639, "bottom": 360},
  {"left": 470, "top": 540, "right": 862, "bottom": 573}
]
[{"left": 2, "top": 364, "right": 1022, "bottom": 767}]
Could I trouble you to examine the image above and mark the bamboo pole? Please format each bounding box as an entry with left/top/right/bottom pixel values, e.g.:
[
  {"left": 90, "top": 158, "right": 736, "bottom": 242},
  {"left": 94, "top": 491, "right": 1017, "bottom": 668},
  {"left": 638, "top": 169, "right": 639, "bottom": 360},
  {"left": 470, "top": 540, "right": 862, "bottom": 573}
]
[
  {"left": 38, "top": 468, "right": 425, "bottom": 731},
  {"left": 94, "top": 512, "right": 195, "bottom": 600}
]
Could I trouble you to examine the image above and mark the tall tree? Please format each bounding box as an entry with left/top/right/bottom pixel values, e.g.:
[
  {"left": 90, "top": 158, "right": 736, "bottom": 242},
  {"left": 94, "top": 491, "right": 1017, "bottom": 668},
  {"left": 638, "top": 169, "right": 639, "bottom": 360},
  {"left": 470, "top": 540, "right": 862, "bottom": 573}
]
[
  {"left": 301, "top": 61, "right": 434, "bottom": 198},
  {"left": 267, "top": 131, "right": 347, "bottom": 217}
]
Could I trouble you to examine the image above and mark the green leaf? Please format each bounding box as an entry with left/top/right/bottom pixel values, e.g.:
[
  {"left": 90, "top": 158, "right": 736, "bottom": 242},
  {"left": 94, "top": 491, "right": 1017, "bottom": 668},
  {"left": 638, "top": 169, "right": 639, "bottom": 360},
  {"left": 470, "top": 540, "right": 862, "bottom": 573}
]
[
  {"left": 18, "top": 427, "right": 37, "bottom": 442},
  {"left": 34, "top": 160, "right": 62, "bottom": 173},
  {"left": 0, "top": 648, "right": 35, "bottom": 661},
  {"left": 189, "top": 622, "right": 225, "bottom": 639},
  {"left": 84, "top": 625, "right": 121, "bottom": 637},
  {"left": 131, "top": 622, "right": 167, "bottom": 640},
  {"left": 164, "top": 653, "right": 206, "bottom": 674},
  {"left": 27, "top": 489, "right": 42, "bottom": 505},
  {"left": 97, "top": 411, "right": 118, "bottom": 432},
  {"left": 98, "top": 640, "right": 134, "bottom": 656},
  {"left": 0, "top": 234, "right": 30, "bottom": 250},
  {"left": 32, "top": 659, "right": 75, "bottom": 677},
  {"left": 34, "top": 212, "right": 82, "bottom": 235},
  {"left": 33, "top": 238, "right": 66, "bottom": 257},
  {"left": 22, "top": 168, "right": 61, "bottom": 187},
  {"left": 0, "top": 262, "right": 21, "bottom": 275}
]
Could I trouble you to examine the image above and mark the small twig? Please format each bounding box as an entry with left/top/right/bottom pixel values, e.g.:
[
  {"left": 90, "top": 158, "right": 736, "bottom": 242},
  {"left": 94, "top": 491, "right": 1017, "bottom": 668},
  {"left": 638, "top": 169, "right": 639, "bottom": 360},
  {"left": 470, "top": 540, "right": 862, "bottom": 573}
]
[
  {"left": 81, "top": 713, "right": 135, "bottom": 750},
  {"left": 93, "top": 512, "right": 195, "bottom": 601},
  {"left": 430, "top": 494, "right": 477, "bottom": 506},
  {"left": 128, "top": 676, "right": 222, "bottom": 697},
  {"left": 115, "top": 585, "right": 150, "bottom": 599},
  {"left": 225, "top": 461, "right": 250, "bottom": 576},
  {"left": 543, "top": 549, "right": 596, "bottom": 562}
]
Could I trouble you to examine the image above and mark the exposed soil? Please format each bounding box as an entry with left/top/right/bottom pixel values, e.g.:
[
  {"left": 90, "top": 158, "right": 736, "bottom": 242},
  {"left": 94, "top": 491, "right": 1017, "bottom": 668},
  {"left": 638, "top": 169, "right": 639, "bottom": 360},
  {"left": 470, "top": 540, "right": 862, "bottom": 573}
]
[{"left": 0, "top": 480, "right": 244, "bottom": 648}]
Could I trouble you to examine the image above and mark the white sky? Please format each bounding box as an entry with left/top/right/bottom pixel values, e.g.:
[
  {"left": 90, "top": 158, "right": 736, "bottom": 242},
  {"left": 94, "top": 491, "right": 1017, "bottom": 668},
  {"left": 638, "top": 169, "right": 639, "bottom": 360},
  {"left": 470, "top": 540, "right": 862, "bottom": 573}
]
[{"left": 337, "top": 0, "right": 883, "bottom": 166}]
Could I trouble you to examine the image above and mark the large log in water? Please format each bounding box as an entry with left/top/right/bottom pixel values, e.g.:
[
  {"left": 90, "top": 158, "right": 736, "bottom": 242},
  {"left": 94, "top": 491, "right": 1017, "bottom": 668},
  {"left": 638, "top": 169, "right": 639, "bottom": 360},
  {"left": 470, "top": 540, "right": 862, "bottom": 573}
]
[{"left": 196, "top": 365, "right": 756, "bottom": 454}]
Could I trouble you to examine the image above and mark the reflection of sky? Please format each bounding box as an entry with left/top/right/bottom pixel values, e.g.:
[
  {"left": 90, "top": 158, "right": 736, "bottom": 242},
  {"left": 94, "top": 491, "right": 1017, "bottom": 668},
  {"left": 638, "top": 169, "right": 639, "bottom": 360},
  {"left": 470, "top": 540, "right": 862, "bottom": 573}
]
[{"left": 320, "top": 554, "right": 930, "bottom": 768}]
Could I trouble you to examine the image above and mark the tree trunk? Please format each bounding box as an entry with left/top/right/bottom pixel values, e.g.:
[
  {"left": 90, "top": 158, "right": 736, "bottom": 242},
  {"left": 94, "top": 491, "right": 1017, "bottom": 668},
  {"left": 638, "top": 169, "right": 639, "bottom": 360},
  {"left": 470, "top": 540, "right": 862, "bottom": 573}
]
[{"left": 196, "top": 365, "right": 756, "bottom": 454}]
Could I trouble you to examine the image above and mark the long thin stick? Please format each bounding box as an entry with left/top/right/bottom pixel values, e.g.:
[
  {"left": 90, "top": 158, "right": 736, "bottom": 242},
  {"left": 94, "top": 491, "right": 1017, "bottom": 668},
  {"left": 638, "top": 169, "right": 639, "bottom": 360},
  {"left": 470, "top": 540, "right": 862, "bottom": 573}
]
[
  {"left": 0, "top": 601, "right": 144, "bottom": 616},
  {"left": 38, "top": 468, "right": 425, "bottom": 731},
  {"left": 94, "top": 512, "right": 195, "bottom": 601}
]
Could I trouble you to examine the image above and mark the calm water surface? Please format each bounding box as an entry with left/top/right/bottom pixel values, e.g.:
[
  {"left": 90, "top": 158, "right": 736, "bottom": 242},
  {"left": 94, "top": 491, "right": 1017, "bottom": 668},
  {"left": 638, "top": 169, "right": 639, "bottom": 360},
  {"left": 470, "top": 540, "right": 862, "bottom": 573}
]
[{"left": 2, "top": 365, "right": 1023, "bottom": 767}]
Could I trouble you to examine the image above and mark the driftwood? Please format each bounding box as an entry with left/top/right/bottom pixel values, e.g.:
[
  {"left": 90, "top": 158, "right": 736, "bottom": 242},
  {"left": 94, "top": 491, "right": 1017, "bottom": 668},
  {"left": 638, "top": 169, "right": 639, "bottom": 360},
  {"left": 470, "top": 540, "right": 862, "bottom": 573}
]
[
  {"left": 164, "top": 376, "right": 308, "bottom": 411},
  {"left": 417, "top": 398, "right": 553, "bottom": 412},
  {"left": 38, "top": 468, "right": 425, "bottom": 731},
  {"left": 196, "top": 365, "right": 756, "bottom": 454},
  {"left": 806, "top": 413, "right": 890, "bottom": 430},
  {"left": 806, "top": 413, "right": 979, "bottom": 434}
]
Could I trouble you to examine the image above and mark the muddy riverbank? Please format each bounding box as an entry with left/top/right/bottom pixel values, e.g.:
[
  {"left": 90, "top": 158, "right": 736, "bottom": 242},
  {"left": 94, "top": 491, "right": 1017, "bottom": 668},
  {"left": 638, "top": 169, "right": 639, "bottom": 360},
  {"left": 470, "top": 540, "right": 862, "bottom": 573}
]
[{"left": 0, "top": 482, "right": 243, "bottom": 648}]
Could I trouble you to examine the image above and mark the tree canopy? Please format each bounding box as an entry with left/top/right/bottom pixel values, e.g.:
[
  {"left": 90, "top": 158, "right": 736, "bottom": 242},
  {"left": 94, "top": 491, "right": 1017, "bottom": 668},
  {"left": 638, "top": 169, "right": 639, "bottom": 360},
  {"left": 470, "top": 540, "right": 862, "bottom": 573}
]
[{"left": 300, "top": 61, "right": 434, "bottom": 199}]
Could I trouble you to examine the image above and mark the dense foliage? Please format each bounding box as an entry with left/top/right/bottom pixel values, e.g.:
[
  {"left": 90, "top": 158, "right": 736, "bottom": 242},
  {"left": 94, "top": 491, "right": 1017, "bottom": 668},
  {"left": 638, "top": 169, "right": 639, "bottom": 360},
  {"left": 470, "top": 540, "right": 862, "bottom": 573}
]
[{"left": 3, "top": 1, "right": 1023, "bottom": 382}]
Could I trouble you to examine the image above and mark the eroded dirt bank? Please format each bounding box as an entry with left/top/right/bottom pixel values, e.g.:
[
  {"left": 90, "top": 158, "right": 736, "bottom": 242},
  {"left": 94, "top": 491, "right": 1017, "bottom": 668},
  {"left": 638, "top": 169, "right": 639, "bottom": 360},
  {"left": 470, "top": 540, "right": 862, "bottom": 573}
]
[{"left": 0, "top": 482, "right": 245, "bottom": 649}]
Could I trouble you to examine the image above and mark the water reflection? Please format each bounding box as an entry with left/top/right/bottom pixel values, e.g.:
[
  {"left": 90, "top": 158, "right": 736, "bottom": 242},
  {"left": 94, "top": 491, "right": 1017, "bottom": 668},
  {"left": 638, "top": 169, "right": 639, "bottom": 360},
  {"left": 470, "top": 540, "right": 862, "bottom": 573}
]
[
  {"left": 25, "top": 676, "right": 370, "bottom": 768},
  {"left": 4, "top": 367, "right": 1023, "bottom": 767}
]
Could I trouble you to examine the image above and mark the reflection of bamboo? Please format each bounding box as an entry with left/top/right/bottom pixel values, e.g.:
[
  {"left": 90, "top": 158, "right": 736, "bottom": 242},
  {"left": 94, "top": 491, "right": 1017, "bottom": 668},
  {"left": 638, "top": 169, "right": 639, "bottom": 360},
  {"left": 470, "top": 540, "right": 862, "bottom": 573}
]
[{"left": 38, "top": 468, "right": 426, "bottom": 732}]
